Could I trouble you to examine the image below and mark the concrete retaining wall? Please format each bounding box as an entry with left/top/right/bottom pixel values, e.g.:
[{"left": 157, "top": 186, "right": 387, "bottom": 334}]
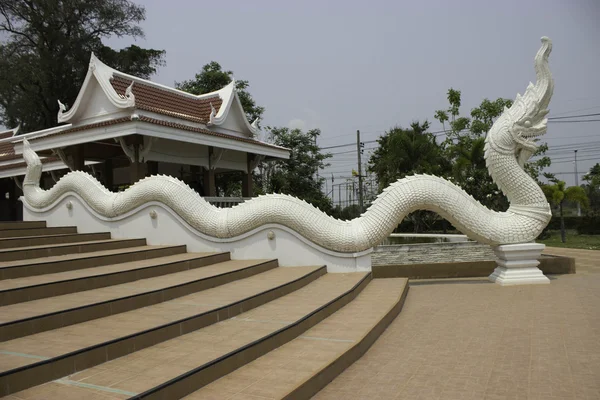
[{"left": 372, "top": 242, "right": 496, "bottom": 266}]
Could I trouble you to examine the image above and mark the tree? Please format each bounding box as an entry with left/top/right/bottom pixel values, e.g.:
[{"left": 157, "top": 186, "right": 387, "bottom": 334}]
[
  {"left": 368, "top": 121, "right": 450, "bottom": 232},
  {"left": 542, "top": 180, "right": 589, "bottom": 243},
  {"left": 368, "top": 121, "right": 448, "bottom": 190},
  {"left": 583, "top": 163, "right": 600, "bottom": 187},
  {"left": 176, "top": 61, "right": 264, "bottom": 127},
  {"left": 260, "top": 127, "right": 332, "bottom": 212},
  {"left": 0, "top": 0, "right": 165, "bottom": 132},
  {"left": 582, "top": 163, "right": 600, "bottom": 217}
]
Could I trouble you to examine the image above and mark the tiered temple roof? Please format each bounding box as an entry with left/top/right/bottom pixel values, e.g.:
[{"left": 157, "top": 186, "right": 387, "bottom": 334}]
[{"left": 1, "top": 53, "right": 289, "bottom": 180}]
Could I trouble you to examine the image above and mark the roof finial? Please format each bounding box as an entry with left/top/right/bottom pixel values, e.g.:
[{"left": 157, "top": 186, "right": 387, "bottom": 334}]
[
  {"left": 208, "top": 102, "right": 216, "bottom": 125},
  {"left": 57, "top": 100, "right": 67, "bottom": 113},
  {"left": 89, "top": 52, "right": 97, "bottom": 71},
  {"left": 125, "top": 81, "right": 135, "bottom": 104}
]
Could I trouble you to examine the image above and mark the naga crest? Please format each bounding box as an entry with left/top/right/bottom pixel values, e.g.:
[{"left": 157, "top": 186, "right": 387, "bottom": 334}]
[{"left": 487, "top": 37, "right": 554, "bottom": 168}]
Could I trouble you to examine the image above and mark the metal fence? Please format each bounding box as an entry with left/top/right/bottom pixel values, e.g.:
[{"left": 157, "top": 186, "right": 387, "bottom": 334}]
[{"left": 204, "top": 197, "right": 250, "bottom": 208}]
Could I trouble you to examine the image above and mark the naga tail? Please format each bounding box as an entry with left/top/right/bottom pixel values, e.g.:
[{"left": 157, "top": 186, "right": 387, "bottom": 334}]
[{"left": 22, "top": 139, "right": 43, "bottom": 187}]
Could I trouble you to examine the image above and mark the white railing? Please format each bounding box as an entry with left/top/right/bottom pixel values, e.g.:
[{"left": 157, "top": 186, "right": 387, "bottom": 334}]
[{"left": 204, "top": 197, "right": 251, "bottom": 208}]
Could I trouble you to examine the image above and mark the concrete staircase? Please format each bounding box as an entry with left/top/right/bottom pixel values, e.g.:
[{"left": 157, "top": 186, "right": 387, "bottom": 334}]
[{"left": 0, "top": 221, "right": 409, "bottom": 399}]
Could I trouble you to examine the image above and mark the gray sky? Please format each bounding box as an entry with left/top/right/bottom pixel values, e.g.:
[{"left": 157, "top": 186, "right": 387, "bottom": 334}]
[{"left": 107, "top": 0, "right": 600, "bottom": 191}]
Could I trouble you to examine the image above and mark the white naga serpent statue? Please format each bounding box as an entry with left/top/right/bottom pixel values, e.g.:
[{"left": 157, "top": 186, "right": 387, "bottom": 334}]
[{"left": 22, "top": 37, "right": 554, "bottom": 254}]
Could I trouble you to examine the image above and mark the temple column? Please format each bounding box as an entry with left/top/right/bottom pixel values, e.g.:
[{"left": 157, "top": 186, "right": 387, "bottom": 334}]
[
  {"left": 203, "top": 167, "right": 216, "bottom": 197},
  {"left": 242, "top": 154, "right": 254, "bottom": 198},
  {"left": 204, "top": 147, "right": 218, "bottom": 197},
  {"left": 103, "top": 159, "right": 114, "bottom": 190},
  {"left": 147, "top": 161, "right": 159, "bottom": 176},
  {"left": 189, "top": 165, "right": 202, "bottom": 195},
  {"left": 129, "top": 144, "right": 146, "bottom": 183},
  {"left": 190, "top": 165, "right": 200, "bottom": 181},
  {"left": 71, "top": 144, "right": 85, "bottom": 171},
  {"left": 9, "top": 178, "right": 18, "bottom": 221}
]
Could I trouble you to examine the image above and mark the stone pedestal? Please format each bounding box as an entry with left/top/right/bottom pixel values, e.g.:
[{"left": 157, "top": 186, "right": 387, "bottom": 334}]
[{"left": 489, "top": 243, "right": 550, "bottom": 286}]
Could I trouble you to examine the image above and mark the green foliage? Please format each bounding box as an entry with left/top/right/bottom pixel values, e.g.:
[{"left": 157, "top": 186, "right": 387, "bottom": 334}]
[
  {"left": 542, "top": 180, "right": 589, "bottom": 243},
  {"left": 96, "top": 45, "right": 165, "bottom": 79},
  {"left": 583, "top": 163, "right": 600, "bottom": 186},
  {"left": 577, "top": 217, "right": 600, "bottom": 235},
  {"left": 0, "top": 0, "right": 165, "bottom": 132},
  {"left": 542, "top": 215, "right": 600, "bottom": 236},
  {"left": 582, "top": 163, "right": 600, "bottom": 217},
  {"left": 175, "top": 61, "right": 264, "bottom": 127},
  {"left": 543, "top": 180, "right": 589, "bottom": 210},
  {"left": 330, "top": 204, "right": 362, "bottom": 221},
  {"left": 538, "top": 231, "right": 600, "bottom": 250},
  {"left": 367, "top": 121, "right": 450, "bottom": 232},
  {"left": 368, "top": 121, "right": 448, "bottom": 190},
  {"left": 524, "top": 142, "right": 554, "bottom": 184},
  {"left": 469, "top": 98, "right": 513, "bottom": 135},
  {"left": 215, "top": 172, "right": 243, "bottom": 197},
  {"left": 259, "top": 127, "right": 332, "bottom": 212}
]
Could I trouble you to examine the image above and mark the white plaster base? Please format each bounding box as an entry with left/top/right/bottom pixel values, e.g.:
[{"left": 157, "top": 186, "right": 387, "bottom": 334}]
[
  {"left": 488, "top": 243, "right": 549, "bottom": 286},
  {"left": 21, "top": 195, "right": 371, "bottom": 273}
]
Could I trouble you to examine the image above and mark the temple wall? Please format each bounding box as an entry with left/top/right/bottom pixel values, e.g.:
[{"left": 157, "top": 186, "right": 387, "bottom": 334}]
[{"left": 22, "top": 194, "right": 372, "bottom": 273}]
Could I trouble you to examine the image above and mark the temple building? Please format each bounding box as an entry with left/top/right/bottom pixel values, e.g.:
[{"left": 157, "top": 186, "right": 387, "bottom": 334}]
[{"left": 0, "top": 54, "right": 290, "bottom": 220}]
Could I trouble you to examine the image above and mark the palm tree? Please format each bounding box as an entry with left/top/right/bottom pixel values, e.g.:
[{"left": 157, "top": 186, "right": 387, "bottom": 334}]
[{"left": 542, "top": 180, "right": 589, "bottom": 243}]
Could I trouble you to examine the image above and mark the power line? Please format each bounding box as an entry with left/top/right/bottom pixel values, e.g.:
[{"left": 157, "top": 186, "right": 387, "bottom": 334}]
[
  {"left": 548, "top": 119, "right": 600, "bottom": 123},
  {"left": 551, "top": 157, "right": 598, "bottom": 165},
  {"left": 547, "top": 113, "right": 600, "bottom": 120},
  {"left": 545, "top": 133, "right": 600, "bottom": 140},
  {"left": 551, "top": 105, "right": 600, "bottom": 117}
]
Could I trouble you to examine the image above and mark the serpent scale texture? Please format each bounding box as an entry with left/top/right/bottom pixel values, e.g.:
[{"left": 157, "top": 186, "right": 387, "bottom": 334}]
[{"left": 22, "top": 38, "right": 554, "bottom": 253}]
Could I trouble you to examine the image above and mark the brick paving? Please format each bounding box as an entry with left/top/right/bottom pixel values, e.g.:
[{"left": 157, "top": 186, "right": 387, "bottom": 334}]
[
  {"left": 186, "top": 278, "right": 408, "bottom": 399},
  {"left": 314, "top": 247, "right": 600, "bottom": 400}
]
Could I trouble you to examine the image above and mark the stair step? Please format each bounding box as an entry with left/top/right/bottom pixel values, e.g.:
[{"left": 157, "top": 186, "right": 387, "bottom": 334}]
[
  {"left": 0, "top": 226, "right": 77, "bottom": 239},
  {"left": 0, "top": 259, "right": 278, "bottom": 341},
  {"left": 0, "top": 266, "right": 325, "bottom": 396},
  {"left": 0, "top": 245, "right": 187, "bottom": 280},
  {"left": 0, "top": 221, "right": 46, "bottom": 231},
  {"left": 0, "top": 232, "right": 112, "bottom": 250},
  {"left": 190, "top": 278, "right": 409, "bottom": 400},
  {"left": 0, "top": 238, "right": 147, "bottom": 262},
  {"left": 21, "top": 272, "right": 372, "bottom": 399},
  {"left": 0, "top": 252, "right": 230, "bottom": 306}
]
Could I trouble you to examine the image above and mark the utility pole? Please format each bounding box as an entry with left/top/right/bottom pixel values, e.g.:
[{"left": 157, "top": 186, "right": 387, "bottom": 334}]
[
  {"left": 315, "top": 135, "right": 320, "bottom": 190},
  {"left": 331, "top": 175, "right": 335, "bottom": 205},
  {"left": 574, "top": 150, "right": 581, "bottom": 217},
  {"left": 356, "top": 130, "right": 364, "bottom": 212}
]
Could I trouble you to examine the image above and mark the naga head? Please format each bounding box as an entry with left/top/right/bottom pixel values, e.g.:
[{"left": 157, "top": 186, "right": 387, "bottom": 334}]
[
  {"left": 511, "top": 37, "right": 554, "bottom": 166},
  {"left": 490, "top": 37, "right": 554, "bottom": 168}
]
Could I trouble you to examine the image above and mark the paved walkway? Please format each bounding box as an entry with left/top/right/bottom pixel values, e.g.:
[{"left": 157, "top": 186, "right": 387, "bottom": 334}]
[{"left": 314, "top": 247, "right": 600, "bottom": 400}]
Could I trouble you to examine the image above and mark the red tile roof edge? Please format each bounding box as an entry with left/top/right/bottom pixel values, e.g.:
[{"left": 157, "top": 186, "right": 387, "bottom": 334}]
[
  {"left": 0, "top": 157, "right": 60, "bottom": 172},
  {"left": 138, "top": 116, "right": 288, "bottom": 151},
  {"left": 110, "top": 75, "right": 222, "bottom": 124},
  {"left": 26, "top": 116, "right": 288, "bottom": 152}
]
